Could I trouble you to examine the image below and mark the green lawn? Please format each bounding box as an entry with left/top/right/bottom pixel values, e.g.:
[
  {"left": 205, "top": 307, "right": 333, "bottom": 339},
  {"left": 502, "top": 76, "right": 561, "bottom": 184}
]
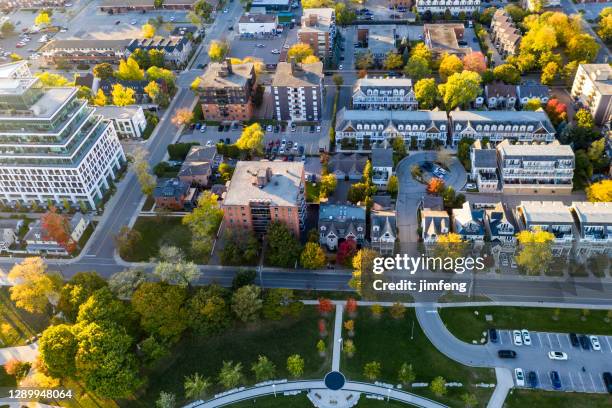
[
  {"left": 135, "top": 307, "right": 334, "bottom": 406},
  {"left": 505, "top": 389, "right": 612, "bottom": 408},
  {"left": 225, "top": 393, "right": 417, "bottom": 407},
  {"left": 306, "top": 182, "right": 320, "bottom": 203},
  {"left": 0, "top": 287, "right": 50, "bottom": 347},
  {"left": 439, "top": 306, "right": 612, "bottom": 343},
  {"left": 342, "top": 307, "right": 495, "bottom": 408},
  {"left": 126, "top": 216, "right": 200, "bottom": 262}
]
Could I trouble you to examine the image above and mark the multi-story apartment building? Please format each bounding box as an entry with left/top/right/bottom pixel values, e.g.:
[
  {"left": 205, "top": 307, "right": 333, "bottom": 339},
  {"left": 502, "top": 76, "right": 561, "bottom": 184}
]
[
  {"left": 298, "top": 8, "right": 336, "bottom": 60},
  {"left": 126, "top": 36, "right": 192, "bottom": 68},
  {"left": 352, "top": 76, "right": 418, "bottom": 110},
  {"left": 497, "top": 140, "right": 574, "bottom": 195},
  {"left": 491, "top": 8, "right": 521, "bottom": 57},
  {"left": 335, "top": 109, "right": 448, "bottom": 149},
  {"left": 319, "top": 204, "right": 366, "bottom": 250},
  {"left": 41, "top": 40, "right": 132, "bottom": 66},
  {"left": 423, "top": 24, "right": 472, "bottom": 58},
  {"left": 469, "top": 140, "right": 499, "bottom": 192},
  {"left": 99, "top": 0, "right": 197, "bottom": 12},
  {"left": 571, "top": 201, "right": 612, "bottom": 260},
  {"left": 223, "top": 161, "right": 306, "bottom": 236},
  {"left": 571, "top": 64, "right": 612, "bottom": 126},
  {"left": 416, "top": 0, "right": 480, "bottom": 17},
  {"left": 195, "top": 59, "right": 256, "bottom": 121},
  {"left": 448, "top": 111, "right": 556, "bottom": 146},
  {"left": 0, "top": 61, "right": 126, "bottom": 209},
  {"left": 516, "top": 201, "right": 575, "bottom": 244},
  {"left": 272, "top": 59, "right": 323, "bottom": 122},
  {"left": 94, "top": 105, "right": 147, "bottom": 139}
]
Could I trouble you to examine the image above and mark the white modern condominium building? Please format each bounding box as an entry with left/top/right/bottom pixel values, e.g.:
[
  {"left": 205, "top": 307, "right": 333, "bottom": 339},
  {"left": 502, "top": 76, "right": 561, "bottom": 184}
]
[
  {"left": 0, "top": 61, "right": 126, "bottom": 209},
  {"left": 416, "top": 0, "right": 480, "bottom": 16}
]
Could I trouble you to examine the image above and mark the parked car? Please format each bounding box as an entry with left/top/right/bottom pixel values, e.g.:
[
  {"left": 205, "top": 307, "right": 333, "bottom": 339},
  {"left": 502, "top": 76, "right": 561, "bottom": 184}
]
[
  {"left": 488, "top": 328, "right": 498, "bottom": 343},
  {"left": 514, "top": 368, "right": 525, "bottom": 387},
  {"left": 205, "top": 140, "right": 213, "bottom": 147},
  {"left": 603, "top": 372, "right": 612, "bottom": 394},
  {"left": 225, "top": 138, "right": 231, "bottom": 145},
  {"left": 290, "top": 123, "right": 297, "bottom": 132},
  {"left": 309, "top": 125, "right": 315, "bottom": 133},
  {"left": 498, "top": 350, "right": 516, "bottom": 359},
  {"left": 527, "top": 371, "right": 538, "bottom": 388},
  {"left": 548, "top": 351, "right": 568, "bottom": 361},
  {"left": 316, "top": 125, "right": 321, "bottom": 132},
  {"left": 298, "top": 145, "right": 304, "bottom": 155},
  {"left": 266, "top": 125, "right": 273, "bottom": 132},
  {"left": 521, "top": 330, "right": 532, "bottom": 346},
  {"left": 512, "top": 330, "right": 523, "bottom": 346},
  {"left": 569, "top": 333, "right": 579, "bottom": 347},
  {"left": 579, "top": 334, "right": 590, "bottom": 350},
  {"left": 590, "top": 335, "right": 601, "bottom": 351},
  {"left": 217, "top": 125, "right": 224, "bottom": 132},
  {"left": 550, "top": 371, "right": 562, "bottom": 390}
]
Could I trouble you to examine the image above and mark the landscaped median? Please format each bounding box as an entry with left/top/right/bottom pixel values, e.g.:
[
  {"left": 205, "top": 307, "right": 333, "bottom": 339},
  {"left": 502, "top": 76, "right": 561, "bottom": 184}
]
[
  {"left": 341, "top": 306, "right": 496, "bottom": 408},
  {"left": 438, "top": 306, "right": 612, "bottom": 344},
  {"left": 223, "top": 393, "right": 417, "bottom": 407}
]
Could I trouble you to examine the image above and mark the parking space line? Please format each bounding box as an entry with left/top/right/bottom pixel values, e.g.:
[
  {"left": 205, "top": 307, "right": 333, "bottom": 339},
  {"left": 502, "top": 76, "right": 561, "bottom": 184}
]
[
  {"left": 605, "top": 336, "right": 612, "bottom": 353},
  {"left": 588, "top": 373, "right": 596, "bottom": 392},
  {"left": 546, "top": 333, "right": 552, "bottom": 348},
  {"left": 568, "top": 372, "right": 576, "bottom": 390},
  {"left": 578, "top": 372, "right": 586, "bottom": 391},
  {"left": 499, "top": 331, "right": 504, "bottom": 345},
  {"left": 536, "top": 332, "right": 543, "bottom": 348}
]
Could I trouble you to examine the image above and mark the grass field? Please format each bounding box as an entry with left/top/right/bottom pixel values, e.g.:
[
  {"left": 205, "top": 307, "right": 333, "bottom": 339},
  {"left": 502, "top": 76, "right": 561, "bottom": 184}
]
[
  {"left": 0, "top": 287, "right": 50, "bottom": 347},
  {"left": 305, "top": 182, "right": 320, "bottom": 203},
  {"left": 439, "top": 306, "right": 612, "bottom": 343},
  {"left": 505, "top": 389, "right": 612, "bottom": 408},
  {"left": 225, "top": 393, "right": 419, "bottom": 407},
  {"left": 135, "top": 307, "right": 334, "bottom": 406},
  {"left": 341, "top": 307, "right": 495, "bottom": 407},
  {"left": 125, "top": 216, "right": 198, "bottom": 262}
]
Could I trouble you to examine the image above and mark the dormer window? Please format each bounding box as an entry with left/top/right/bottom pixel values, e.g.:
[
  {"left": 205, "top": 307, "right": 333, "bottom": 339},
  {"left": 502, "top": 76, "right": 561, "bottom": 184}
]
[
  {"left": 373, "top": 225, "right": 379, "bottom": 232},
  {"left": 320, "top": 226, "right": 326, "bottom": 231},
  {"left": 357, "top": 227, "right": 363, "bottom": 232},
  {"left": 440, "top": 125, "right": 446, "bottom": 131},
  {"left": 456, "top": 124, "right": 462, "bottom": 131}
]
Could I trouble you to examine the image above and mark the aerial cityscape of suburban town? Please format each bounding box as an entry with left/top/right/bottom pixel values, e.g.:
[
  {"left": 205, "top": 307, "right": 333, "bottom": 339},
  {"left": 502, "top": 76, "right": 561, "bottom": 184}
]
[{"left": 0, "top": 0, "right": 612, "bottom": 407}]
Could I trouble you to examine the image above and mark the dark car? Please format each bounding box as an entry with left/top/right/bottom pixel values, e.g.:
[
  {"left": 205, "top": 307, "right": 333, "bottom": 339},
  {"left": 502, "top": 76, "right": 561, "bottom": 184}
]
[
  {"left": 225, "top": 137, "right": 230, "bottom": 145},
  {"left": 228, "top": 26, "right": 233, "bottom": 31},
  {"left": 219, "top": 138, "right": 224, "bottom": 144},
  {"left": 579, "top": 334, "right": 590, "bottom": 350},
  {"left": 527, "top": 371, "right": 538, "bottom": 388},
  {"left": 298, "top": 145, "right": 305, "bottom": 155},
  {"left": 217, "top": 125, "right": 224, "bottom": 132},
  {"left": 274, "top": 125, "right": 280, "bottom": 133},
  {"left": 569, "top": 333, "right": 579, "bottom": 347},
  {"left": 223, "top": 125, "right": 230, "bottom": 132},
  {"left": 309, "top": 125, "right": 315, "bottom": 133},
  {"left": 488, "top": 328, "right": 498, "bottom": 343},
  {"left": 498, "top": 350, "right": 516, "bottom": 359},
  {"left": 603, "top": 372, "right": 612, "bottom": 394},
  {"left": 550, "top": 371, "right": 561, "bottom": 390}
]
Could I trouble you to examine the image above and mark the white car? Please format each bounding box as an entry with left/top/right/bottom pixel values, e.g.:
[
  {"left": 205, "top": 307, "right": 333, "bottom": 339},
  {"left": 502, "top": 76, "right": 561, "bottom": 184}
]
[
  {"left": 514, "top": 368, "right": 525, "bottom": 387},
  {"left": 205, "top": 140, "right": 213, "bottom": 147},
  {"left": 271, "top": 49, "right": 280, "bottom": 54},
  {"left": 316, "top": 125, "right": 321, "bottom": 132},
  {"left": 548, "top": 351, "right": 568, "bottom": 361},
  {"left": 521, "top": 330, "right": 532, "bottom": 346},
  {"left": 339, "top": 64, "right": 344, "bottom": 70},
  {"left": 130, "top": 20, "right": 137, "bottom": 25},
  {"left": 283, "top": 44, "right": 290, "bottom": 49},
  {"left": 266, "top": 125, "right": 273, "bottom": 132},
  {"left": 293, "top": 142, "right": 298, "bottom": 151},
  {"left": 257, "top": 44, "right": 265, "bottom": 48},
  {"left": 170, "top": 16, "right": 175, "bottom": 22},
  {"left": 513, "top": 330, "right": 523, "bottom": 346},
  {"left": 590, "top": 335, "right": 601, "bottom": 351},
  {"left": 223, "top": 8, "right": 229, "bottom": 13}
]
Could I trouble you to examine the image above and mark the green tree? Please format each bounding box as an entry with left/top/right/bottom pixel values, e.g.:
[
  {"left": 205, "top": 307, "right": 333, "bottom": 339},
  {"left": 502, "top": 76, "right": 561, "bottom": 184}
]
[
  {"left": 383, "top": 52, "right": 404, "bottom": 70},
  {"left": 236, "top": 123, "right": 265, "bottom": 155},
  {"left": 153, "top": 246, "right": 201, "bottom": 287},
  {"left": 493, "top": 64, "right": 521, "bottom": 84},
  {"left": 439, "top": 53, "right": 463, "bottom": 80},
  {"left": 39, "top": 324, "right": 77, "bottom": 378},
  {"left": 187, "top": 285, "right": 231, "bottom": 335},
  {"left": 397, "top": 362, "right": 415, "bottom": 385},
  {"left": 146, "top": 66, "right": 176, "bottom": 89},
  {"left": 266, "top": 221, "right": 302, "bottom": 267},
  {"left": 320, "top": 173, "right": 337, "bottom": 198},
  {"left": 76, "top": 287, "right": 134, "bottom": 330},
  {"left": 132, "top": 282, "right": 188, "bottom": 343},
  {"left": 403, "top": 55, "right": 431, "bottom": 80},
  {"left": 414, "top": 78, "right": 439, "bottom": 109},
  {"left": 332, "top": 73, "right": 344, "bottom": 89},
  {"left": 8, "top": 257, "right": 61, "bottom": 314},
  {"left": 523, "top": 98, "right": 541, "bottom": 111},
  {"left": 335, "top": 2, "right": 356, "bottom": 25},
  {"left": 77, "top": 86, "right": 92, "bottom": 101},
  {"left": 156, "top": 392, "right": 176, "bottom": 408},
  {"left": 515, "top": 228, "right": 555, "bottom": 275},
  {"left": 115, "top": 58, "right": 145, "bottom": 81},
  {"left": 131, "top": 48, "right": 151, "bottom": 69},
  {"left": 438, "top": 71, "right": 482, "bottom": 111},
  {"left": 93, "top": 63, "right": 114, "bottom": 80},
  {"left": 183, "top": 190, "right": 223, "bottom": 257},
  {"left": 194, "top": 0, "right": 213, "bottom": 19},
  {"left": 387, "top": 175, "right": 399, "bottom": 198},
  {"left": 300, "top": 242, "right": 326, "bottom": 269},
  {"left": 573, "top": 149, "right": 593, "bottom": 191},
  {"left": 587, "top": 138, "right": 609, "bottom": 172},
  {"left": 461, "top": 393, "right": 478, "bottom": 408},
  {"left": 598, "top": 11, "right": 612, "bottom": 42},
  {"left": 251, "top": 355, "right": 276, "bottom": 382},
  {"left": 184, "top": 372, "right": 211, "bottom": 400},
  {"left": 262, "top": 288, "right": 302, "bottom": 320},
  {"left": 567, "top": 34, "right": 599, "bottom": 63},
  {"left": 1, "top": 21, "right": 15, "bottom": 35},
  {"left": 286, "top": 354, "right": 305, "bottom": 378},
  {"left": 430, "top": 376, "right": 447, "bottom": 396},
  {"left": 112, "top": 84, "right": 136, "bottom": 106},
  {"left": 132, "top": 147, "right": 156, "bottom": 195},
  {"left": 219, "top": 361, "right": 243, "bottom": 389},
  {"left": 363, "top": 361, "right": 381, "bottom": 380},
  {"left": 108, "top": 268, "right": 146, "bottom": 299},
  {"left": 208, "top": 40, "right": 229, "bottom": 62},
  {"left": 575, "top": 109, "right": 594, "bottom": 129},
  {"left": 355, "top": 50, "right": 374, "bottom": 70},
  {"left": 231, "top": 284, "right": 262, "bottom": 323},
  {"left": 57, "top": 271, "right": 107, "bottom": 322},
  {"left": 287, "top": 43, "right": 314, "bottom": 62}
]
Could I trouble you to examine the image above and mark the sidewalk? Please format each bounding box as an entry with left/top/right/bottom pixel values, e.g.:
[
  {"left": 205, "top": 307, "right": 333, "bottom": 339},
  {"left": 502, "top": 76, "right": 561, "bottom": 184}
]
[
  {"left": 0, "top": 342, "right": 39, "bottom": 364},
  {"left": 331, "top": 304, "right": 343, "bottom": 372},
  {"left": 487, "top": 368, "right": 513, "bottom": 408}
]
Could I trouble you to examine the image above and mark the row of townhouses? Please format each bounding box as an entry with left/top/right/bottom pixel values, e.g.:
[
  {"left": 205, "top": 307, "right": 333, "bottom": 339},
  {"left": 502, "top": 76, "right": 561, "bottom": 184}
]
[{"left": 490, "top": 8, "right": 521, "bottom": 57}]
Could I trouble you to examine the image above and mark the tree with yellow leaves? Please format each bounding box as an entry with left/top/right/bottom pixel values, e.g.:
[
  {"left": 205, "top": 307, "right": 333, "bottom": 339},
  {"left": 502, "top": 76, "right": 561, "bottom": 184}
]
[
  {"left": 515, "top": 228, "right": 555, "bottom": 275},
  {"left": 433, "top": 233, "right": 467, "bottom": 268},
  {"left": 115, "top": 58, "right": 144, "bottom": 81},
  {"left": 8, "top": 258, "right": 61, "bottom": 314},
  {"left": 171, "top": 108, "right": 194, "bottom": 127},
  {"left": 34, "top": 12, "right": 51, "bottom": 27},
  {"left": 92, "top": 89, "right": 107, "bottom": 106},
  {"left": 439, "top": 53, "right": 464, "bottom": 81},
  {"left": 349, "top": 248, "right": 378, "bottom": 298},
  {"left": 586, "top": 180, "right": 612, "bottom": 202},
  {"left": 111, "top": 84, "right": 136, "bottom": 106},
  {"left": 287, "top": 43, "right": 314, "bottom": 62},
  {"left": 141, "top": 23, "right": 155, "bottom": 39},
  {"left": 236, "top": 123, "right": 265, "bottom": 155},
  {"left": 208, "top": 40, "right": 229, "bottom": 62},
  {"left": 302, "top": 55, "right": 320, "bottom": 64}
]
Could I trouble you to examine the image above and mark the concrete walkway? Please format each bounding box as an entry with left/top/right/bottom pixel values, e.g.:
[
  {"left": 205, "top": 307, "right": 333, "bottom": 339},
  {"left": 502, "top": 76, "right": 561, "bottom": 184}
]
[
  {"left": 487, "top": 368, "right": 513, "bottom": 408},
  {"left": 332, "top": 304, "right": 343, "bottom": 372},
  {"left": 0, "top": 342, "right": 39, "bottom": 364},
  {"left": 187, "top": 380, "right": 448, "bottom": 408}
]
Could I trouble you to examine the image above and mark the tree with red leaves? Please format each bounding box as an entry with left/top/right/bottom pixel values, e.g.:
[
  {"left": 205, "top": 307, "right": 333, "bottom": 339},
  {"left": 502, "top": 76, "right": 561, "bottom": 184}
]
[
  {"left": 346, "top": 297, "right": 358, "bottom": 317},
  {"left": 544, "top": 99, "right": 568, "bottom": 127},
  {"left": 337, "top": 239, "right": 357, "bottom": 266},
  {"left": 317, "top": 298, "right": 333, "bottom": 316},
  {"left": 426, "top": 178, "right": 445, "bottom": 195},
  {"left": 41, "top": 207, "right": 76, "bottom": 254},
  {"left": 318, "top": 318, "right": 327, "bottom": 337},
  {"left": 462, "top": 52, "right": 487, "bottom": 73}
]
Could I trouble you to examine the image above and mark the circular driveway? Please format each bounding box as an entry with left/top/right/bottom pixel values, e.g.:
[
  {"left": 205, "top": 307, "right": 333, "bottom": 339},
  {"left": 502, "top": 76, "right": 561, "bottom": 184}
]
[{"left": 395, "top": 151, "right": 467, "bottom": 195}]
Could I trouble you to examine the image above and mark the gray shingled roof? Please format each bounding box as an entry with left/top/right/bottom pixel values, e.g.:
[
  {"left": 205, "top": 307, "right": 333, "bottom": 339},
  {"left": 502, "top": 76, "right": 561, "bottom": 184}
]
[{"left": 371, "top": 148, "right": 393, "bottom": 168}]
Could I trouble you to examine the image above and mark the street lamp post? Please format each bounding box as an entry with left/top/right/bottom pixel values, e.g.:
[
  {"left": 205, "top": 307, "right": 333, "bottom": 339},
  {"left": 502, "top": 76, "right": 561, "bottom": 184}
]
[{"left": 272, "top": 383, "right": 276, "bottom": 398}]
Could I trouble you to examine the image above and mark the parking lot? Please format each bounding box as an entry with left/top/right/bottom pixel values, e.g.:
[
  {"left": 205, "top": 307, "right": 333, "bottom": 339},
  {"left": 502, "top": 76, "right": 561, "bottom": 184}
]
[{"left": 487, "top": 329, "right": 612, "bottom": 393}]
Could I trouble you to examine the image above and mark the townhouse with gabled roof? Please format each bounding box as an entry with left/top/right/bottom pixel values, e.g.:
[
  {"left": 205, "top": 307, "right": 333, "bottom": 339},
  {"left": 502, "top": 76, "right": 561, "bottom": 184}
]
[
  {"left": 335, "top": 109, "right": 448, "bottom": 150},
  {"left": 319, "top": 204, "right": 366, "bottom": 250},
  {"left": 352, "top": 76, "right": 418, "bottom": 111},
  {"left": 484, "top": 202, "right": 517, "bottom": 246},
  {"left": 517, "top": 84, "right": 550, "bottom": 107},
  {"left": 485, "top": 82, "right": 518, "bottom": 110},
  {"left": 491, "top": 8, "right": 521, "bottom": 57},
  {"left": 469, "top": 140, "right": 499, "bottom": 192},
  {"left": 452, "top": 201, "right": 485, "bottom": 242},
  {"left": 371, "top": 203, "right": 397, "bottom": 255},
  {"left": 448, "top": 110, "right": 556, "bottom": 146},
  {"left": 570, "top": 201, "right": 612, "bottom": 261}
]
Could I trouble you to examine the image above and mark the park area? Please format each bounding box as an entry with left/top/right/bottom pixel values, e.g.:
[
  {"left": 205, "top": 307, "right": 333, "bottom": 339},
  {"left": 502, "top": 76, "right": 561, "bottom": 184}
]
[
  {"left": 136, "top": 306, "right": 334, "bottom": 406},
  {"left": 505, "top": 389, "right": 612, "bottom": 408},
  {"left": 341, "top": 307, "right": 495, "bottom": 407},
  {"left": 439, "top": 307, "right": 612, "bottom": 343},
  {"left": 0, "top": 287, "right": 49, "bottom": 347}
]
